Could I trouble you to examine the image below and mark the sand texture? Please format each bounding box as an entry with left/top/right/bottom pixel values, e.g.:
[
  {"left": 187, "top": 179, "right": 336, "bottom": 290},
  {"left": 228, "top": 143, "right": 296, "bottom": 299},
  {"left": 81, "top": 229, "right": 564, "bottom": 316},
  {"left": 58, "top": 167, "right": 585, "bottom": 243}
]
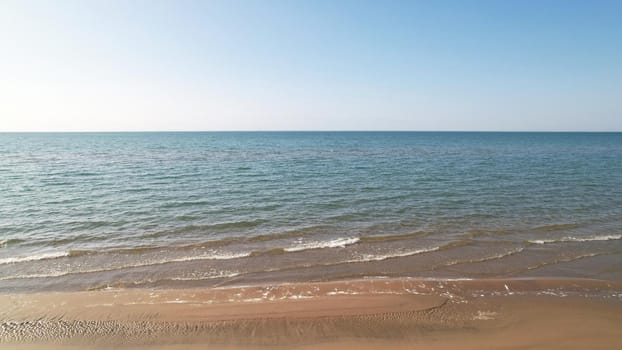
[{"left": 0, "top": 278, "right": 621, "bottom": 349}]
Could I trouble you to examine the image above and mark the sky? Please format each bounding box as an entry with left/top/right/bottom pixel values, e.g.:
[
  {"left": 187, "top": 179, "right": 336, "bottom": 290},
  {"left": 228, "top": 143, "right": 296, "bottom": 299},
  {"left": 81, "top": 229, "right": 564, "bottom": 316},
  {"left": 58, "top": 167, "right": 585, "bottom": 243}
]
[{"left": 1, "top": 0, "right": 621, "bottom": 131}]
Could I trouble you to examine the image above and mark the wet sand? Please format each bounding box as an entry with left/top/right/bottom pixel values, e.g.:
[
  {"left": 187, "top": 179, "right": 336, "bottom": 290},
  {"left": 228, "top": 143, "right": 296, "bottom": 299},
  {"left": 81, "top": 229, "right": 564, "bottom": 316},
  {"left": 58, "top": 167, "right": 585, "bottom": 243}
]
[{"left": 1, "top": 278, "right": 621, "bottom": 349}]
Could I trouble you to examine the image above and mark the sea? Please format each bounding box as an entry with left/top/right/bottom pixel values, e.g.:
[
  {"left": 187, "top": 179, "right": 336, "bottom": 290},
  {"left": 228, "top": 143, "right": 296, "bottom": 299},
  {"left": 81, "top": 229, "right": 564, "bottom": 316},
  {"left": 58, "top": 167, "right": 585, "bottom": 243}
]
[{"left": 1, "top": 132, "right": 621, "bottom": 293}]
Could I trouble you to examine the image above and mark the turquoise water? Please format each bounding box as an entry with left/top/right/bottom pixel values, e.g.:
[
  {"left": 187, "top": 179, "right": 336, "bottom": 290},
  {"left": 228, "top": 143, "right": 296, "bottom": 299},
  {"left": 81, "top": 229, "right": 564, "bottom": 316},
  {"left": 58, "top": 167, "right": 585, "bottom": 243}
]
[{"left": 1, "top": 132, "right": 621, "bottom": 292}]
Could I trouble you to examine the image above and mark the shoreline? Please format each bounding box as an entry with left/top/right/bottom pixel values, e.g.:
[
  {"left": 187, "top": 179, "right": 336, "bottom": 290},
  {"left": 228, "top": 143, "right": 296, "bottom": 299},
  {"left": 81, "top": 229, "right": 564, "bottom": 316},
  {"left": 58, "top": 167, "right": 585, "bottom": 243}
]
[{"left": 1, "top": 277, "right": 621, "bottom": 349}]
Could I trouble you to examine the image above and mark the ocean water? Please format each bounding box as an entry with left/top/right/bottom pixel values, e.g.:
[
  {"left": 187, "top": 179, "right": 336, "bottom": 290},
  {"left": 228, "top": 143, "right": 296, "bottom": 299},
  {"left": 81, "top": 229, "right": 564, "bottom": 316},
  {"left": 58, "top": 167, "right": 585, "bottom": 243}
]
[{"left": 0, "top": 132, "right": 621, "bottom": 293}]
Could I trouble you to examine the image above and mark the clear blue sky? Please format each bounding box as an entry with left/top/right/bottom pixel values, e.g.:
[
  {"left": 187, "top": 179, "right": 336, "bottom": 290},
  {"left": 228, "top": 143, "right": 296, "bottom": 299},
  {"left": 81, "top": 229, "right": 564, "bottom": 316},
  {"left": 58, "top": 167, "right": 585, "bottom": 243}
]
[{"left": 1, "top": 0, "right": 621, "bottom": 131}]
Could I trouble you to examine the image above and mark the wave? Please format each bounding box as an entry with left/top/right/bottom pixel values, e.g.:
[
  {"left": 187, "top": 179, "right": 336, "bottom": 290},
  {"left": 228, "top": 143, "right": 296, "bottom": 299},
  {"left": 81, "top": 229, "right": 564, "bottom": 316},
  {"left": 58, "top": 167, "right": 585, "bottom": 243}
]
[
  {"left": 250, "top": 236, "right": 363, "bottom": 256},
  {"left": 0, "top": 251, "right": 70, "bottom": 265},
  {"left": 442, "top": 247, "right": 525, "bottom": 267},
  {"left": 67, "top": 220, "right": 113, "bottom": 230},
  {"left": 115, "top": 230, "right": 603, "bottom": 264},
  {"left": 0, "top": 231, "right": 474, "bottom": 281},
  {"left": 0, "top": 234, "right": 359, "bottom": 271},
  {"left": 48, "top": 236, "right": 247, "bottom": 256},
  {"left": 85, "top": 271, "right": 242, "bottom": 290},
  {"left": 135, "top": 219, "right": 270, "bottom": 239},
  {"left": 18, "top": 234, "right": 110, "bottom": 248},
  {"left": 523, "top": 251, "right": 621, "bottom": 272},
  {"left": 249, "top": 248, "right": 287, "bottom": 257},
  {"left": 241, "top": 240, "right": 471, "bottom": 275},
  {"left": 359, "top": 231, "right": 428, "bottom": 243},
  {"left": 137, "top": 225, "right": 333, "bottom": 249},
  {"left": 168, "top": 251, "right": 251, "bottom": 262},
  {"left": 346, "top": 240, "right": 470, "bottom": 264},
  {"left": 0, "top": 251, "right": 252, "bottom": 280},
  {"left": 247, "top": 225, "right": 333, "bottom": 242},
  {"left": 461, "top": 229, "right": 512, "bottom": 239},
  {"left": 352, "top": 246, "right": 441, "bottom": 262},
  {"left": 168, "top": 219, "right": 269, "bottom": 233},
  {"left": 284, "top": 237, "right": 360, "bottom": 252},
  {"left": 239, "top": 236, "right": 360, "bottom": 256},
  {"left": 213, "top": 244, "right": 461, "bottom": 280},
  {"left": 77, "top": 226, "right": 342, "bottom": 256},
  {"left": 0, "top": 238, "right": 24, "bottom": 248},
  {"left": 169, "top": 271, "right": 241, "bottom": 281},
  {"left": 19, "top": 227, "right": 432, "bottom": 260},
  {"left": 533, "top": 223, "right": 581, "bottom": 232},
  {"left": 159, "top": 200, "right": 214, "bottom": 209},
  {"left": 528, "top": 234, "right": 622, "bottom": 245},
  {"left": 0, "top": 237, "right": 473, "bottom": 281}
]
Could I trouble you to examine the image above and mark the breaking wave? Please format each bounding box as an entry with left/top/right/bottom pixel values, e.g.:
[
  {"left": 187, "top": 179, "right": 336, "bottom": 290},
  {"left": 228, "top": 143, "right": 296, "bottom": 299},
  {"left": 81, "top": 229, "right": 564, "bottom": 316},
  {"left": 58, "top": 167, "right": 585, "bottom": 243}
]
[{"left": 528, "top": 234, "right": 622, "bottom": 245}]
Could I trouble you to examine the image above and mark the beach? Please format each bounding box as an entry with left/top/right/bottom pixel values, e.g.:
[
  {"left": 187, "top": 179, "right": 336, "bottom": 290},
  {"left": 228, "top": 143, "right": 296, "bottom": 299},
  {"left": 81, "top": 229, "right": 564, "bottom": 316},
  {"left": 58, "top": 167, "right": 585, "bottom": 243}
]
[{"left": 1, "top": 278, "right": 621, "bottom": 349}]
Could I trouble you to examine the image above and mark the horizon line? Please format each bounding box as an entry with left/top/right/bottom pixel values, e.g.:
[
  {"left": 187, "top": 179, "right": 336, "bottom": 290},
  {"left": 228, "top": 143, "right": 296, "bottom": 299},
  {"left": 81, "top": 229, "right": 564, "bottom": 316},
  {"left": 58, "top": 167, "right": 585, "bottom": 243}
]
[{"left": 1, "top": 130, "right": 621, "bottom": 133}]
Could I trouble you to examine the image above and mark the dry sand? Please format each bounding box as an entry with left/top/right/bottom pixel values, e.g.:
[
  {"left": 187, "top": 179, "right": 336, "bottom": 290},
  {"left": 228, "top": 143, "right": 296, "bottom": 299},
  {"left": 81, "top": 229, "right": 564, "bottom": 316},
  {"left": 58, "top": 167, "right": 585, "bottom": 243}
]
[{"left": 1, "top": 278, "right": 621, "bottom": 349}]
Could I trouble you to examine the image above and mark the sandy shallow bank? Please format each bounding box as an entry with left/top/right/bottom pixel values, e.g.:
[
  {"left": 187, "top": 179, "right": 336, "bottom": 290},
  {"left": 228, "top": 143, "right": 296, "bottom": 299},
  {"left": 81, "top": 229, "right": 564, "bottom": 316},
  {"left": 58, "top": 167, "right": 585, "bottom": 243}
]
[{"left": 1, "top": 278, "right": 621, "bottom": 349}]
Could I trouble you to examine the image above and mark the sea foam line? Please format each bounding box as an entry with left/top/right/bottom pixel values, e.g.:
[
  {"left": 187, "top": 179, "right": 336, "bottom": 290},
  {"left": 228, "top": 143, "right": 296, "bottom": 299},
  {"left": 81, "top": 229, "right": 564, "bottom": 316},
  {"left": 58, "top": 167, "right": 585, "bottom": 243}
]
[
  {"left": 0, "top": 236, "right": 358, "bottom": 279},
  {"left": 0, "top": 249, "right": 251, "bottom": 267},
  {"left": 349, "top": 246, "right": 441, "bottom": 263},
  {"left": 0, "top": 235, "right": 361, "bottom": 267},
  {"left": 443, "top": 247, "right": 525, "bottom": 267},
  {"left": 168, "top": 271, "right": 241, "bottom": 281},
  {"left": 0, "top": 251, "right": 251, "bottom": 280},
  {"left": 528, "top": 234, "right": 622, "bottom": 245},
  {"left": 284, "top": 237, "right": 360, "bottom": 252},
  {"left": 0, "top": 235, "right": 442, "bottom": 280},
  {"left": 0, "top": 251, "right": 70, "bottom": 265}
]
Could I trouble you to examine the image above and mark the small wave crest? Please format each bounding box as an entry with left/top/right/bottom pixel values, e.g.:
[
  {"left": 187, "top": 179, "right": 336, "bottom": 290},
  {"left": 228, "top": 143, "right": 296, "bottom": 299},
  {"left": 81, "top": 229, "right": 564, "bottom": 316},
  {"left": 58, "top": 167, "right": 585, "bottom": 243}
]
[
  {"left": 359, "top": 231, "right": 428, "bottom": 243},
  {"left": 137, "top": 225, "right": 333, "bottom": 249},
  {"left": 528, "top": 234, "right": 622, "bottom": 245},
  {"left": 533, "top": 223, "right": 581, "bottom": 232},
  {"left": 353, "top": 246, "right": 440, "bottom": 262},
  {"left": 443, "top": 247, "right": 525, "bottom": 267},
  {"left": 169, "top": 271, "right": 241, "bottom": 281},
  {"left": 284, "top": 237, "right": 360, "bottom": 252},
  {"left": 0, "top": 251, "right": 252, "bottom": 280},
  {"left": 85, "top": 271, "right": 242, "bottom": 290},
  {"left": 0, "top": 251, "right": 70, "bottom": 265},
  {"left": 0, "top": 238, "right": 24, "bottom": 248},
  {"left": 247, "top": 225, "right": 333, "bottom": 242},
  {"left": 169, "top": 219, "right": 268, "bottom": 233},
  {"left": 249, "top": 248, "right": 287, "bottom": 257},
  {"left": 461, "top": 229, "right": 512, "bottom": 239},
  {"left": 168, "top": 251, "right": 251, "bottom": 262},
  {"left": 0, "top": 235, "right": 359, "bottom": 278},
  {"left": 347, "top": 240, "right": 469, "bottom": 263},
  {"left": 524, "top": 251, "right": 620, "bottom": 272}
]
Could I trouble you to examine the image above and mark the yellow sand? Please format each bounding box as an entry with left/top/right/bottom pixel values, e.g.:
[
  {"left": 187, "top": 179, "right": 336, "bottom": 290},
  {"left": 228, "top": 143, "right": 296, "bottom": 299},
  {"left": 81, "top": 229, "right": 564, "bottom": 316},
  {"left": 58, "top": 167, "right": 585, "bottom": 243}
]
[{"left": 0, "top": 278, "right": 620, "bottom": 349}]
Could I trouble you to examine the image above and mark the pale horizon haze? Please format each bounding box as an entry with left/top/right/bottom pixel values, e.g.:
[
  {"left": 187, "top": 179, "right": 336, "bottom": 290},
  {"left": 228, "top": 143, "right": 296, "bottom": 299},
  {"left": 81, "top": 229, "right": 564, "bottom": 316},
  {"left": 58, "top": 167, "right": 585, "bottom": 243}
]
[{"left": 1, "top": 0, "right": 621, "bottom": 132}]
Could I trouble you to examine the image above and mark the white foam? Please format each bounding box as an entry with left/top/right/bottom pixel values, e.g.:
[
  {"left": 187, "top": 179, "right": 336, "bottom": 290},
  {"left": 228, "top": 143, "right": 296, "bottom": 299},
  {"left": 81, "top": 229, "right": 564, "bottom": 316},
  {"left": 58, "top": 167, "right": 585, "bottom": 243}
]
[
  {"left": 528, "top": 234, "right": 622, "bottom": 245},
  {"left": 284, "top": 237, "right": 360, "bottom": 252},
  {"left": 286, "top": 295, "right": 313, "bottom": 300},
  {"left": 352, "top": 246, "right": 440, "bottom": 262},
  {"left": 473, "top": 311, "right": 497, "bottom": 320},
  {"left": 241, "top": 298, "right": 264, "bottom": 303},
  {"left": 169, "top": 251, "right": 251, "bottom": 262},
  {"left": 0, "top": 251, "right": 69, "bottom": 265},
  {"left": 444, "top": 247, "right": 525, "bottom": 266},
  {"left": 0, "top": 252, "right": 249, "bottom": 280},
  {"left": 424, "top": 277, "right": 474, "bottom": 281},
  {"left": 327, "top": 290, "right": 359, "bottom": 296},
  {"left": 169, "top": 271, "right": 240, "bottom": 281}
]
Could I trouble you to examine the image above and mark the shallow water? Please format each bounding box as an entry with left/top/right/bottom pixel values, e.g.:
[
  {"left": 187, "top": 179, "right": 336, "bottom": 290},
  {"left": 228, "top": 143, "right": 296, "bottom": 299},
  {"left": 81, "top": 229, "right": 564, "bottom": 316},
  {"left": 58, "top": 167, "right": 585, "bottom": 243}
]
[{"left": 1, "top": 132, "right": 621, "bottom": 292}]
